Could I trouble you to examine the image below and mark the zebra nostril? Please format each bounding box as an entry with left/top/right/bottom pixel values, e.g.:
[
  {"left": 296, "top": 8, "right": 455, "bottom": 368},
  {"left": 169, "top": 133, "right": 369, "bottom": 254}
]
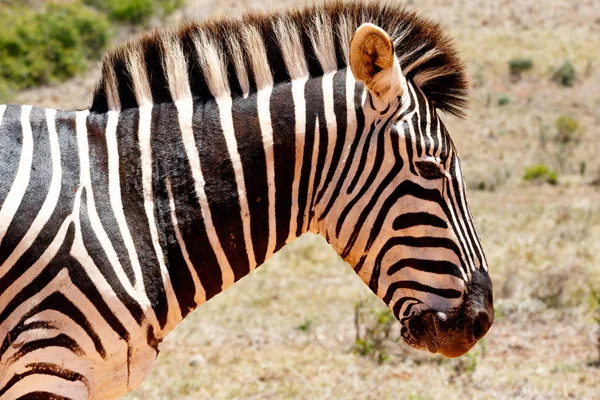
[{"left": 472, "top": 310, "right": 493, "bottom": 340}]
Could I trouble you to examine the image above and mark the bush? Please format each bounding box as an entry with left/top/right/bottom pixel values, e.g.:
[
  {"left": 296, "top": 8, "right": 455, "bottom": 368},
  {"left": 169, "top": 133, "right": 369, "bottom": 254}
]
[
  {"left": 523, "top": 164, "right": 558, "bottom": 185},
  {"left": 509, "top": 58, "right": 533, "bottom": 76},
  {"left": 552, "top": 61, "right": 576, "bottom": 87},
  {"left": 83, "top": 0, "right": 184, "bottom": 24},
  {"left": 353, "top": 301, "right": 399, "bottom": 364},
  {"left": 497, "top": 94, "right": 511, "bottom": 106},
  {"left": 589, "top": 285, "right": 600, "bottom": 366},
  {"left": 0, "top": 3, "right": 110, "bottom": 99},
  {"left": 555, "top": 115, "right": 582, "bottom": 144}
]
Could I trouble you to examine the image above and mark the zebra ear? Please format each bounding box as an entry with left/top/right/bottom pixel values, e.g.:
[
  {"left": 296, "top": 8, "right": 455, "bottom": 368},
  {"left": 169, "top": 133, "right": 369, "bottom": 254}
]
[{"left": 350, "top": 23, "right": 400, "bottom": 98}]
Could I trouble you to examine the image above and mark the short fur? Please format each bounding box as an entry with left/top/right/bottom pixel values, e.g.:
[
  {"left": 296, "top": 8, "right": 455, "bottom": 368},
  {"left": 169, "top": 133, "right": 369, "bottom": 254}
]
[{"left": 90, "top": 1, "right": 468, "bottom": 116}]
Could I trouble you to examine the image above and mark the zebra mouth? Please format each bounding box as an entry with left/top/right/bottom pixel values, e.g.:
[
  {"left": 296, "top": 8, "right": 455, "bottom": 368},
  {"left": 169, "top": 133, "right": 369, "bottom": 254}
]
[{"left": 402, "top": 311, "right": 440, "bottom": 354}]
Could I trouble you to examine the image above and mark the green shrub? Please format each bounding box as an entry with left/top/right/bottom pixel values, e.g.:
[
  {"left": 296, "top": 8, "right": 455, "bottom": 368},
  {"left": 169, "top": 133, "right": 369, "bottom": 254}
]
[
  {"left": 83, "top": 0, "right": 184, "bottom": 24},
  {"left": 353, "top": 301, "right": 399, "bottom": 364},
  {"left": 555, "top": 115, "right": 582, "bottom": 144},
  {"left": 497, "top": 94, "right": 511, "bottom": 106},
  {"left": 523, "top": 164, "right": 558, "bottom": 185},
  {"left": 552, "top": 61, "right": 576, "bottom": 87},
  {"left": 0, "top": 3, "right": 110, "bottom": 99},
  {"left": 509, "top": 58, "right": 533, "bottom": 76},
  {"left": 588, "top": 285, "right": 600, "bottom": 366}
]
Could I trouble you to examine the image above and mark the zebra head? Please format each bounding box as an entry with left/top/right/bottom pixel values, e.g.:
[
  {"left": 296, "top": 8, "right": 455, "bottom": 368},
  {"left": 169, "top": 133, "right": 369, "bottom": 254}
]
[{"left": 330, "top": 23, "right": 494, "bottom": 358}]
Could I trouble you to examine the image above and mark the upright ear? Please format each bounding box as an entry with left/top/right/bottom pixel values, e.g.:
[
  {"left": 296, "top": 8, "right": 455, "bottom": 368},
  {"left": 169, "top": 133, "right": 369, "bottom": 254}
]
[{"left": 350, "top": 23, "right": 401, "bottom": 98}]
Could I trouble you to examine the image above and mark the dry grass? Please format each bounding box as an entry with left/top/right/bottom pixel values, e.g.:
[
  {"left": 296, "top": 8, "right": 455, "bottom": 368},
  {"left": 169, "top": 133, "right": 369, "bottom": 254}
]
[{"left": 12, "top": 0, "right": 600, "bottom": 398}]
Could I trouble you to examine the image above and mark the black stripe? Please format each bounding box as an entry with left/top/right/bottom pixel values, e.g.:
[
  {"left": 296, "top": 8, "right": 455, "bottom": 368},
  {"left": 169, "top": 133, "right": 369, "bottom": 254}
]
[
  {"left": 345, "top": 122, "right": 375, "bottom": 196},
  {"left": 270, "top": 81, "right": 295, "bottom": 252},
  {"left": 318, "top": 82, "right": 365, "bottom": 222},
  {"left": 0, "top": 112, "right": 79, "bottom": 306},
  {"left": 387, "top": 258, "right": 462, "bottom": 278},
  {"left": 353, "top": 180, "right": 444, "bottom": 274},
  {"left": 449, "top": 155, "right": 483, "bottom": 267},
  {"left": 232, "top": 91, "right": 269, "bottom": 265},
  {"left": 315, "top": 70, "right": 347, "bottom": 207},
  {"left": 340, "top": 115, "right": 403, "bottom": 257},
  {"left": 143, "top": 39, "right": 173, "bottom": 106},
  {"left": 114, "top": 109, "right": 168, "bottom": 328},
  {"left": 392, "top": 212, "right": 448, "bottom": 230},
  {"left": 194, "top": 100, "right": 249, "bottom": 280},
  {"left": 414, "top": 86, "right": 429, "bottom": 156},
  {"left": 151, "top": 104, "right": 197, "bottom": 318},
  {"left": 309, "top": 78, "right": 329, "bottom": 223},
  {"left": 337, "top": 101, "right": 403, "bottom": 241},
  {"left": 392, "top": 296, "right": 421, "bottom": 319},
  {"left": 113, "top": 57, "right": 138, "bottom": 110},
  {"left": 299, "top": 20, "right": 324, "bottom": 77},
  {"left": 0, "top": 105, "right": 23, "bottom": 208},
  {"left": 383, "top": 281, "right": 462, "bottom": 305},
  {"left": 0, "top": 293, "right": 106, "bottom": 361},
  {"left": 180, "top": 29, "right": 214, "bottom": 102},
  {"left": 86, "top": 112, "right": 136, "bottom": 286},
  {"left": 369, "top": 235, "right": 462, "bottom": 294},
  {"left": 295, "top": 77, "right": 323, "bottom": 236},
  {"left": 78, "top": 191, "right": 146, "bottom": 327},
  {"left": 17, "top": 393, "right": 72, "bottom": 400},
  {"left": 8, "top": 334, "right": 83, "bottom": 365},
  {"left": 166, "top": 102, "right": 223, "bottom": 301},
  {"left": 0, "top": 107, "right": 53, "bottom": 266}
]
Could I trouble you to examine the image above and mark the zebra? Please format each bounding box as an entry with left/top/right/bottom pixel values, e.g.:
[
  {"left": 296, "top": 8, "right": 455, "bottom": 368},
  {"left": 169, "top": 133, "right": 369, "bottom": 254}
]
[{"left": 0, "top": 2, "right": 493, "bottom": 399}]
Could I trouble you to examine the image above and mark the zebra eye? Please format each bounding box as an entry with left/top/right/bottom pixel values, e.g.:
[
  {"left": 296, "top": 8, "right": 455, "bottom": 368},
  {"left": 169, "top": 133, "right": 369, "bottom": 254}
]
[{"left": 415, "top": 161, "right": 443, "bottom": 180}]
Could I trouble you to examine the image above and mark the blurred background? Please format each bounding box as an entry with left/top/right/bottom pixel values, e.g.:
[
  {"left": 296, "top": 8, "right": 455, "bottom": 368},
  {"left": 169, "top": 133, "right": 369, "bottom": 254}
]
[{"left": 1, "top": 0, "right": 599, "bottom": 398}]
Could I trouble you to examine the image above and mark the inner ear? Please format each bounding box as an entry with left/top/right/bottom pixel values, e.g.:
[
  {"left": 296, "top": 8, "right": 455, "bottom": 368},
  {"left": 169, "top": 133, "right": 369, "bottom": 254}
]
[{"left": 350, "top": 23, "right": 396, "bottom": 97}]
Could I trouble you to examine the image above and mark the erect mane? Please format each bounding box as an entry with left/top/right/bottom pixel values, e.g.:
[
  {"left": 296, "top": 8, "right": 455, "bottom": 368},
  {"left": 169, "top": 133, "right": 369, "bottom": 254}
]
[{"left": 90, "top": 1, "right": 468, "bottom": 116}]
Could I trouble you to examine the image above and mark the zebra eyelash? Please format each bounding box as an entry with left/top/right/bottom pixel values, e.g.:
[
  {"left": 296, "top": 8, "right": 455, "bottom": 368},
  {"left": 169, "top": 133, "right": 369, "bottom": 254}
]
[{"left": 415, "top": 160, "right": 444, "bottom": 180}]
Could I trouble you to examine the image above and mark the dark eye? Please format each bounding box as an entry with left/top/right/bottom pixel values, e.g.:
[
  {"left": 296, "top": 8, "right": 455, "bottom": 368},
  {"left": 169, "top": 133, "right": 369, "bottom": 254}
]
[{"left": 415, "top": 161, "right": 443, "bottom": 180}]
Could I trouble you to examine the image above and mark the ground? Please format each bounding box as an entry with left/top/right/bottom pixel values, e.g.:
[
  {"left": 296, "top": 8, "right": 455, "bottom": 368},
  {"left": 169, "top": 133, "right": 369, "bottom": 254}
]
[{"left": 13, "top": 0, "right": 600, "bottom": 399}]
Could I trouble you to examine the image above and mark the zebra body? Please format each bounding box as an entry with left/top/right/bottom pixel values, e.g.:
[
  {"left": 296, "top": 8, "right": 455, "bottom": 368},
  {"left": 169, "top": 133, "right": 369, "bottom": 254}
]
[{"left": 0, "top": 3, "right": 493, "bottom": 399}]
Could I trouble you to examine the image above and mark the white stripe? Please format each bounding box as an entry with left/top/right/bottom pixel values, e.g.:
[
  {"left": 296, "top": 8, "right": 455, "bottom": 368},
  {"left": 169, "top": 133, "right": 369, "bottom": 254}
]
[
  {"left": 288, "top": 78, "right": 308, "bottom": 242},
  {"left": 0, "top": 105, "right": 33, "bottom": 247},
  {"left": 423, "top": 95, "right": 435, "bottom": 154},
  {"left": 0, "top": 109, "right": 61, "bottom": 278},
  {"left": 449, "top": 161, "right": 480, "bottom": 271},
  {"left": 75, "top": 111, "right": 162, "bottom": 326},
  {"left": 176, "top": 99, "right": 235, "bottom": 290},
  {"left": 312, "top": 72, "right": 337, "bottom": 222},
  {"left": 0, "top": 212, "right": 73, "bottom": 317},
  {"left": 256, "top": 86, "right": 277, "bottom": 258},
  {"left": 137, "top": 104, "right": 182, "bottom": 328},
  {"left": 304, "top": 117, "right": 320, "bottom": 232},
  {"left": 165, "top": 177, "right": 206, "bottom": 305},
  {"left": 217, "top": 96, "right": 256, "bottom": 270},
  {"left": 433, "top": 115, "right": 444, "bottom": 159},
  {"left": 0, "top": 104, "right": 6, "bottom": 126},
  {"left": 105, "top": 110, "right": 147, "bottom": 293}
]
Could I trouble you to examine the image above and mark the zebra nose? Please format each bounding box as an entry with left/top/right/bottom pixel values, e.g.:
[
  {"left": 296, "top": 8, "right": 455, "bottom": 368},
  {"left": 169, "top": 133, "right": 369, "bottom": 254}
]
[{"left": 472, "top": 309, "right": 493, "bottom": 340}]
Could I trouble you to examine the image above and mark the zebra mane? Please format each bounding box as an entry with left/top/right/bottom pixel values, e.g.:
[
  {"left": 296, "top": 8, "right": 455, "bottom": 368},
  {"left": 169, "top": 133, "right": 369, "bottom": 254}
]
[{"left": 90, "top": 1, "right": 468, "bottom": 116}]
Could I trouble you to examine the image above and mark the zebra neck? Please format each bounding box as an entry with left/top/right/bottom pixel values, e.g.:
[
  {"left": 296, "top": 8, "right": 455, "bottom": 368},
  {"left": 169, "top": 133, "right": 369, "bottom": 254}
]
[{"left": 83, "top": 69, "right": 363, "bottom": 330}]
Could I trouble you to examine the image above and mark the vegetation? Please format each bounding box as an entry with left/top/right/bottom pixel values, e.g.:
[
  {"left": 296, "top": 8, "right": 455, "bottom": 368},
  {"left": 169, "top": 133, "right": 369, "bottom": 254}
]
[
  {"left": 555, "top": 115, "right": 582, "bottom": 144},
  {"left": 553, "top": 61, "right": 576, "bottom": 87},
  {"left": 83, "top": 0, "right": 184, "bottom": 24},
  {"left": 523, "top": 164, "right": 558, "bottom": 185},
  {"left": 589, "top": 285, "right": 600, "bottom": 366},
  {"left": 353, "top": 301, "right": 399, "bottom": 364},
  {"left": 508, "top": 58, "right": 533, "bottom": 77},
  {"left": 0, "top": 2, "right": 110, "bottom": 101},
  {"left": 497, "top": 94, "right": 511, "bottom": 106},
  {"left": 0, "top": 0, "right": 184, "bottom": 102}
]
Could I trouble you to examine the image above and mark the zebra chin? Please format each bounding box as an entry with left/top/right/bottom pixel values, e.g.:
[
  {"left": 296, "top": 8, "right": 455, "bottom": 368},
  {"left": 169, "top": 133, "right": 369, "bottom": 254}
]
[{"left": 401, "top": 272, "right": 495, "bottom": 358}]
